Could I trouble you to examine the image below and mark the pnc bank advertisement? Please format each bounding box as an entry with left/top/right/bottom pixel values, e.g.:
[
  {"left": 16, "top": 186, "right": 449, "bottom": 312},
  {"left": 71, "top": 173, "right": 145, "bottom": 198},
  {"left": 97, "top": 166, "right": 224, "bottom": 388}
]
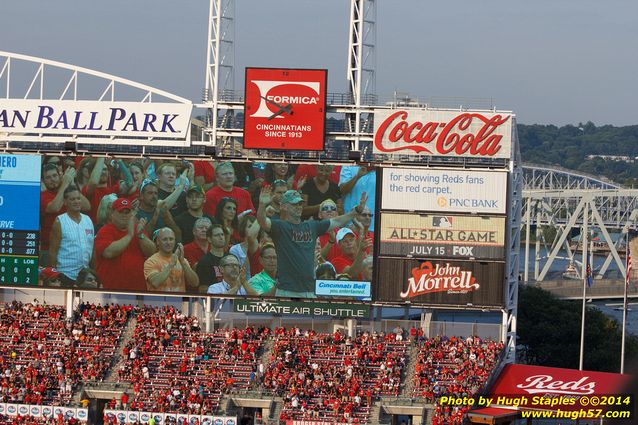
[{"left": 381, "top": 168, "right": 508, "bottom": 215}]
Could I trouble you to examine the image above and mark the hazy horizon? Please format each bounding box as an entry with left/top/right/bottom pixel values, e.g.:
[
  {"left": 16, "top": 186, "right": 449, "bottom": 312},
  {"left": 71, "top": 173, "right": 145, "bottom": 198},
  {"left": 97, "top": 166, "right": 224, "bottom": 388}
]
[{"left": 1, "top": 0, "right": 636, "bottom": 126}]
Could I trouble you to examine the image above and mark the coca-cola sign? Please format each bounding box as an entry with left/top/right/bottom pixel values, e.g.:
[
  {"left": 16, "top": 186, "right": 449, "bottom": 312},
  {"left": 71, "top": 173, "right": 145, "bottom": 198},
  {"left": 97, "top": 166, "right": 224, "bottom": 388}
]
[
  {"left": 400, "top": 262, "right": 480, "bottom": 298},
  {"left": 373, "top": 109, "right": 512, "bottom": 158},
  {"left": 516, "top": 375, "right": 596, "bottom": 395}
]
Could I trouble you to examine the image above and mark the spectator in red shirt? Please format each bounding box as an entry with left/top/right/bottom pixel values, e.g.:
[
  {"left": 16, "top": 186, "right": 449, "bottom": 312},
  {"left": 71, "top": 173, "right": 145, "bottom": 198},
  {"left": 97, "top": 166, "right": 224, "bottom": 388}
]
[
  {"left": 193, "top": 160, "right": 216, "bottom": 191},
  {"left": 204, "top": 162, "right": 255, "bottom": 217},
  {"left": 331, "top": 228, "right": 371, "bottom": 280},
  {"left": 183, "top": 217, "right": 213, "bottom": 268},
  {"left": 95, "top": 198, "right": 155, "bottom": 291},
  {"left": 82, "top": 158, "right": 129, "bottom": 223},
  {"left": 40, "top": 163, "right": 90, "bottom": 264}
]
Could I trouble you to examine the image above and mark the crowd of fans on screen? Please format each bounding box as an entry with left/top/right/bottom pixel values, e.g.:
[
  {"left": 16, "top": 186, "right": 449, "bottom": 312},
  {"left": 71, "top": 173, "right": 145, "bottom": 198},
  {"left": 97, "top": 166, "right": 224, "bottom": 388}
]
[
  {"left": 0, "top": 301, "right": 502, "bottom": 425},
  {"left": 37, "top": 157, "right": 376, "bottom": 298}
]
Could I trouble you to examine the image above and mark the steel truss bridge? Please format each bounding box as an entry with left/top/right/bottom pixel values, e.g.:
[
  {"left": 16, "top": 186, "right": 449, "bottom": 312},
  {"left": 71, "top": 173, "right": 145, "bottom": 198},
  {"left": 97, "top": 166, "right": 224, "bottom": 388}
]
[{"left": 522, "top": 164, "right": 636, "bottom": 283}]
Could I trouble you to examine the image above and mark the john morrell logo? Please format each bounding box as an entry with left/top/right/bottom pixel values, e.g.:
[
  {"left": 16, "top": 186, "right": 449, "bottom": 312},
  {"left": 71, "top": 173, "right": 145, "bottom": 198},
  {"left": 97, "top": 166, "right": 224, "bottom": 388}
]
[{"left": 400, "top": 262, "right": 480, "bottom": 298}]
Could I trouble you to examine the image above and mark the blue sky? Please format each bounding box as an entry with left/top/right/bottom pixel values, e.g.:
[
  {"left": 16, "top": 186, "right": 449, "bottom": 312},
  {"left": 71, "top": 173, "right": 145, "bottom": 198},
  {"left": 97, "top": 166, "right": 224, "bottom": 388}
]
[{"left": 1, "top": 0, "right": 636, "bottom": 125}]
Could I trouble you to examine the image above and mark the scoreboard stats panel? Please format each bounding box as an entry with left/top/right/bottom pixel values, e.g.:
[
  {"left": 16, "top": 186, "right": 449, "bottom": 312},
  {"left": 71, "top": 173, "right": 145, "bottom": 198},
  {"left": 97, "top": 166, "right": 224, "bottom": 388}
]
[{"left": 0, "top": 155, "right": 41, "bottom": 286}]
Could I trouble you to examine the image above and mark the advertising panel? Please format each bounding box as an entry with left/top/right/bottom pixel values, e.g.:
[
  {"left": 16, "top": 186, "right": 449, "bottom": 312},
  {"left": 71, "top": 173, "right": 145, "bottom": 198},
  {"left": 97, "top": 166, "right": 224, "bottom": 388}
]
[
  {"left": 0, "top": 99, "right": 192, "bottom": 141},
  {"left": 375, "top": 258, "right": 505, "bottom": 306},
  {"left": 11, "top": 155, "right": 376, "bottom": 305},
  {"left": 6, "top": 404, "right": 17, "bottom": 416},
  {"left": 233, "top": 299, "right": 370, "bottom": 319},
  {"left": 378, "top": 213, "right": 506, "bottom": 260},
  {"left": 381, "top": 168, "right": 507, "bottom": 214},
  {"left": 244, "top": 68, "right": 327, "bottom": 150},
  {"left": 487, "top": 364, "right": 636, "bottom": 412},
  {"left": 30, "top": 405, "right": 42, "bottom": 418},
  {"left": 373, "top": 108, "right": 512, "bottom": 159}
]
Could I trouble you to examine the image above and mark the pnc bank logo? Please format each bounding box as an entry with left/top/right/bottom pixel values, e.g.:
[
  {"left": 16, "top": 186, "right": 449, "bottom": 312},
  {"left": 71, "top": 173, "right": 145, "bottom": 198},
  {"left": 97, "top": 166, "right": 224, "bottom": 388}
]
[{"left": 250, "top": 80, "right": 321, "bottom": 118}]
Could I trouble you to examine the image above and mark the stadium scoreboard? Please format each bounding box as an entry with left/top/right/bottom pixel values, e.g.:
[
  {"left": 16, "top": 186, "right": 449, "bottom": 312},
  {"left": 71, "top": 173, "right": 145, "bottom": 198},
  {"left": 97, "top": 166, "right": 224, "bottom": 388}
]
[{"left": 0, "top": 155, "right": 41, "bottom": 286}]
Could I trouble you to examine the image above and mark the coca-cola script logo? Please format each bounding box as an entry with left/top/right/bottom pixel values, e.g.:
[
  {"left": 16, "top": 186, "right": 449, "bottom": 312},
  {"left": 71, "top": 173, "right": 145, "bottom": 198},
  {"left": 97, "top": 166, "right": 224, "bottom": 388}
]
[
  {"left": 400, "top": 262, "right": 480, "bottom": 298},
  {"left": 374, "top": 110, "right": 510, "bottom": 158},
  {"left": 516, "top": 375, "right": 596, "bottom": 395}
]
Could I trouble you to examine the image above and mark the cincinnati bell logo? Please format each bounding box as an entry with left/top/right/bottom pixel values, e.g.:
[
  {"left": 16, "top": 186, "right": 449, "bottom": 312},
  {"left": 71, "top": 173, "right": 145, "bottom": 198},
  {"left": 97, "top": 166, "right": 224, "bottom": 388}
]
[{"left": 250, "top": 80, "right": 321, "bottom": 118}]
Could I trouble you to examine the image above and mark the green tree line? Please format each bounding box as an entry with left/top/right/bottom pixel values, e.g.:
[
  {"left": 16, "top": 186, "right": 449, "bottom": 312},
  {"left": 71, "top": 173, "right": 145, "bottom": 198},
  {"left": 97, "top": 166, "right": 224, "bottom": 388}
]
[
  {"left": 517, "top": 285, "right": 638, "bottom": 372},
  {"left": 518, "top": 122, "right": 638, "bottom": 186}
]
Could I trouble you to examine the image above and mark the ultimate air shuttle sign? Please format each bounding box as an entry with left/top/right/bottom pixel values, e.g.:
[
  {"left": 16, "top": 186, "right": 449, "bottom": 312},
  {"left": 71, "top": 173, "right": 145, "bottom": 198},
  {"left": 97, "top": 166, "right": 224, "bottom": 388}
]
[{"left": 0, "top": 99, "right": 192, "bottom": 141}]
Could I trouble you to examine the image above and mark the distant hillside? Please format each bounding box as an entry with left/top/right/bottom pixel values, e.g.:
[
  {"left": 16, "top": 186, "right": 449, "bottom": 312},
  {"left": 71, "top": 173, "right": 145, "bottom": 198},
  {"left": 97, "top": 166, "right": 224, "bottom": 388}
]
[{"left": 517, "top": 122, "right": 638, "bottom": 186}]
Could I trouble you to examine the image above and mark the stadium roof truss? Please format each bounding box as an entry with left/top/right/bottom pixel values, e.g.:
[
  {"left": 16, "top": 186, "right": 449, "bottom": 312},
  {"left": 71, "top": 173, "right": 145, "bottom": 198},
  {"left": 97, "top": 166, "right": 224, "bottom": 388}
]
[{"left": 0, "top": 50, "right": 193, "bottom": 148}]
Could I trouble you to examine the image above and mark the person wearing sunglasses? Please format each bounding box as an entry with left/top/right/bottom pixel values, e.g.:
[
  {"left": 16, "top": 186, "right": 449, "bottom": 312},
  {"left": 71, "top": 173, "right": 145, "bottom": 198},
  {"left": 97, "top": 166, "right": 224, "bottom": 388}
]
[
  {"left": 339, "top": 165, "right": 376, "bottom": 231},
  {"left": 317, "top": 199, "right": 342, "bottom": 263},
  {"left": 348, "top": 206, "right": 375, "bottom": 257},
  {"left": 299, "top": 164, "right": 343, "bottom": 220}
]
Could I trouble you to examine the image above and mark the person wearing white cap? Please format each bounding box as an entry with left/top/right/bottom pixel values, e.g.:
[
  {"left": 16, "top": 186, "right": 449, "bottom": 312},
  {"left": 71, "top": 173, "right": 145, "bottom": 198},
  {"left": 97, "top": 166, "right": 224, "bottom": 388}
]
[
  {"left": 257, "top": 185, "right": 367, "bottom": 298},
  {"left": 331, "top": 227, "right": 372, "bottom": 279}
]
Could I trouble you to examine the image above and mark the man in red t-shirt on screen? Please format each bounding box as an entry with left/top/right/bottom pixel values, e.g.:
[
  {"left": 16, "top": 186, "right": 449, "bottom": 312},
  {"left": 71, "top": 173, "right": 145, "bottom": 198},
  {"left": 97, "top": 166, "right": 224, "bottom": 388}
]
[
  {"left": 94, "top": 198, "right": 155, "bottom": 291},
  {"left": 204, "top": 162, "right": 255, "bottom": 217},
  {"left": 40, "top": 163, "right": 90, "bottom": 265}
]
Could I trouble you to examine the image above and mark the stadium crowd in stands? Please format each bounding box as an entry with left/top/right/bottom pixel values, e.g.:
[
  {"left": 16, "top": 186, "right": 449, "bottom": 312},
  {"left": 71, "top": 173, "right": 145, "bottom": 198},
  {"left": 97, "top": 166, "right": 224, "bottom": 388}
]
[
  {"left": 0, "top": 301, "right": 130, "bottom": 406},
  {"left": 0, "top": 300, "right": 503, "bottom": 424},
  {"left": 118, "top": 306, "right": 267, "bottom": 415},
  {"left": 38, "top": 157, "right": 377, "bottom": 297},
  {"left": 266, "top": 327, "right": 409, "bottom": 424},
  {"left": 413, "top": 335, "right": 504, "bottom": 425},
  {"left": 0, "top": 415, "right": 84, "bottom": 425}
]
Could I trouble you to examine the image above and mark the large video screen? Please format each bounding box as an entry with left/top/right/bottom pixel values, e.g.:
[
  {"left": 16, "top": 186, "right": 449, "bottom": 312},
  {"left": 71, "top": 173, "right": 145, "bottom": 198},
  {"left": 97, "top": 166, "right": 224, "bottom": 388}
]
[{"left": 22, "top": 154, "right": 377, "bottom": 301}]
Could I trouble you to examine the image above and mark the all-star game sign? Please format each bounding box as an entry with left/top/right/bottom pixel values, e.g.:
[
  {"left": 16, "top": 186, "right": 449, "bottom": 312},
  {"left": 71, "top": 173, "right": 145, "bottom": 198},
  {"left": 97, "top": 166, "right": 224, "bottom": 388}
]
[{"left": 243, "top": 68, "right": 327, "bottom": 151}]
